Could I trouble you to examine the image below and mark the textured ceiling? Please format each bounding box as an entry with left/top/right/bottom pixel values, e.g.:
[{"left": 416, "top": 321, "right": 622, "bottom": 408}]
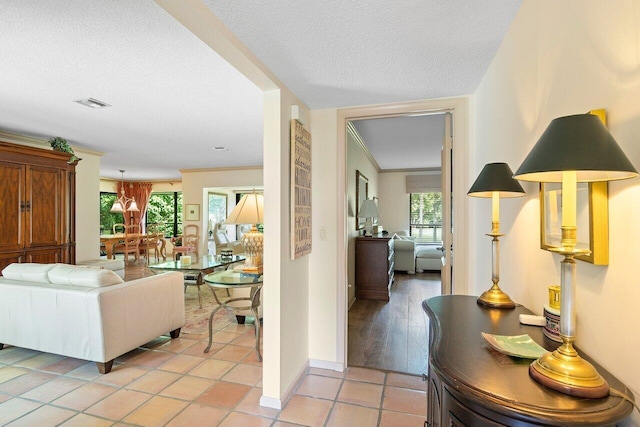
[
  {"left": 0, "top": 1, "right": 521, "bottom": 179},
  {"left": 204, "top": 0, "right": 522, "bottom": 109},
  {"left": 0, "top": 0, "right": 263, "bottom": 180},
  {"left": 352, "top": 114, "right": 445, "bottom": 170}
]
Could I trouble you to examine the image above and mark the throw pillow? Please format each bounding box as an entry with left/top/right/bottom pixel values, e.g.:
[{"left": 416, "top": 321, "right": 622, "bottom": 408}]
[
  {"left": 1, "top": 263, "right": 56, "bottom": 283},
  {"left": 48, "top": 264, "right": 124, "bottom": 288}
]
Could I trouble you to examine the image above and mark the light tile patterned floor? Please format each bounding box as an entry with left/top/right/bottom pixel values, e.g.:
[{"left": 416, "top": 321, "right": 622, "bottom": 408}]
[
  {"left": 0, "top": 330, "right": 426, "bottom": 426},
  {"left": 0, "top": 262, "right": 427, "bottom": 425}
]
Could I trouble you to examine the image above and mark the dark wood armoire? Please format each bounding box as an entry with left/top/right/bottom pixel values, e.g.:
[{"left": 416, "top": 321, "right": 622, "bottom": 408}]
[{"left": 0, "top": 141, "right": 78, "bottom": 271}]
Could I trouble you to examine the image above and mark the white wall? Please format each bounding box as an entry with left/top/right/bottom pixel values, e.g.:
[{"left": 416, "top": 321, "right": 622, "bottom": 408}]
[
  {"left": 262, "top": 89, "right": 311, "bottom": 405},
  {"left": 473, "top": 1, "right": 640, "bottom": 423},
  {"left": 147, "top": 1, "right": 315, "bottom": 407},
  {"left": 181, "top": 168, "right": 263, "bottom": 256},
  {"left": 346, "top": 126, "right": 378, "bottom": 306},
  {"left": 308, "top": 108, "right": 340, "bottom": 365},
  {"left": 378, "top": 170, "right": 441, "bottom": 234},
  {"left": 73, "top": 148, "right": 102, "bottom": 261},
  {"left": 99, "top": 180, "right": 182, "bottom": 193}
]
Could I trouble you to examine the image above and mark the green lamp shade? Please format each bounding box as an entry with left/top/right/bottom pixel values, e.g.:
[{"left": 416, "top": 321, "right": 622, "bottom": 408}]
[
  {"left": 468, "top": 162, "right": 525, "bottom": 198},
  {"left": 514, "top": 114, "right": 638, "bottom": 183}
]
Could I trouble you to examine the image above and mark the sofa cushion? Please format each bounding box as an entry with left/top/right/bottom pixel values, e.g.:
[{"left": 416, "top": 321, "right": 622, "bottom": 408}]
[
  {"left": 77, "top": 259, "right": 125, "bottom": 271},
  {"left": 416, "top": 245, "right": 443, "bottom": 259},
  {"left": 48, "top": 264, "right": 124, "bottom": 288},
  {"left": 1, "top": 263, "right": 55, "bottom": 283}
]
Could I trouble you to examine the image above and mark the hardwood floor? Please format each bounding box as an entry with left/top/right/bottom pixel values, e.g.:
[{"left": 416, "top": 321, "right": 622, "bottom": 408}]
[{"left": 348, "top": 271, "right": 441, "bottom": 376}]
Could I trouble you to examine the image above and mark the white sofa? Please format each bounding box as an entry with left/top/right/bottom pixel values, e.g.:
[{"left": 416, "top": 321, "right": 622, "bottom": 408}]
[
  {"left": 416, "top": 243, "right": 444, "bottom": 272},
  {"left": 0, "top": 263, "right": 185, "bottom": 374},
  {"left": 393, "top": 238, "right": 417, "bottom": 274},
  {"left": 77, "top": 258, "right": 125, "bottom": 278}
]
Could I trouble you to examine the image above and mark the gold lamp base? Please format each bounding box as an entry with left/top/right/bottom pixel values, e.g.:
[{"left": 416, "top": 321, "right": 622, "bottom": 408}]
[
  {"left": 477, "top": 284, "right": 516, "bottom": 309},
  {"left": 529, "top": 341, "right": 609, "bottom": 398}
]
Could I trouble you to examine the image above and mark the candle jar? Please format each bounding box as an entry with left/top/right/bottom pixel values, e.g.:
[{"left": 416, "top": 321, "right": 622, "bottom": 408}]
[{"left": 548, "top": 285, "right": 561, "bottom": 309}]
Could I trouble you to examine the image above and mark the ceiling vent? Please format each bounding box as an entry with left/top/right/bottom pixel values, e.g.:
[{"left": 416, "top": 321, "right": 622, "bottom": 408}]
[
  {"left": 73, "top": 98, "right": 111, "bottom": 109},
  {"left": 212, "top": 147, "right": 229, "bottom": 152}
]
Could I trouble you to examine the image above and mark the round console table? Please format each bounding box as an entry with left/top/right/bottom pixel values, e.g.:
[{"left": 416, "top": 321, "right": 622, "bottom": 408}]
[{"left": 423, "top": 295, "right": 634, "bottom": 426}]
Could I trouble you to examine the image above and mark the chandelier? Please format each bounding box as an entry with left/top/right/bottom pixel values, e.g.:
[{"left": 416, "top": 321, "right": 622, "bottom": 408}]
[{"left": 110, "top": 170, "right": 139, "bottom": 213}]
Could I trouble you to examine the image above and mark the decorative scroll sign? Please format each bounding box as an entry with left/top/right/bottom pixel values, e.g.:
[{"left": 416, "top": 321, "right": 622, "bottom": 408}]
[{"left": 291, "top": 119, "right": 312, "bottom": 259}]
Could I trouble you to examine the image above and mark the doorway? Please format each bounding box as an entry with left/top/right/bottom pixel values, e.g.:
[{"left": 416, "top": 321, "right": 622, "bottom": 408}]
[
  {"left": 345, "top": 112, "right": 449, "bottom": 375},
  {"left": 337, "top": 98, "right": 468, "bottom": 376}
]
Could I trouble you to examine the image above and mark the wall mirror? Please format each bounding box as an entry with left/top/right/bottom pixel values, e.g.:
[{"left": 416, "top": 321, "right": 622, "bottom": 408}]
[
  {"left": 356, "top": 170, "right": 368, "bottom": 230},
  {"left": 539, "top": 181, "right": 608, "bottom": 265}
]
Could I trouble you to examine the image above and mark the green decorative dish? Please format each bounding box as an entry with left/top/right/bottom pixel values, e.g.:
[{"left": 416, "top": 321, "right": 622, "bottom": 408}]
[{"left": 481, "top": 332, "right": 547, "bottom": 359}]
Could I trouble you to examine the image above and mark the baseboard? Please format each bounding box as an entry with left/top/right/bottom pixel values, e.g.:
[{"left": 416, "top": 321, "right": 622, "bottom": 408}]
[
  {"left": 259, "top": 359, "right": 310, "bottom": 410},
  {"left": 259, "top": 395, "right": 283, "bottom": 410},
  {"left": 309, "top": 359, "right": 345, "bottom": 372}
]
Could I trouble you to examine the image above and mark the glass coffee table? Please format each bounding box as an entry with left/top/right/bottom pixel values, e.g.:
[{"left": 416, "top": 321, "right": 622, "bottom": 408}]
[
  {"left": 203, "top": 269, "right": 263, "bottom": 361},
  {"left": 149, "top": 255, "right": 245, "bottom": 308}
]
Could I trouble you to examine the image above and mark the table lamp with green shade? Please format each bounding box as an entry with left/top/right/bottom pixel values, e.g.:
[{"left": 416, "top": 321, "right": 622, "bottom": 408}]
[
  {"left": 514, "top": 112, "right": 637, "bottom": 398},
  {"left": 468, "top": 162, "right": 525, "bottom": 309}
]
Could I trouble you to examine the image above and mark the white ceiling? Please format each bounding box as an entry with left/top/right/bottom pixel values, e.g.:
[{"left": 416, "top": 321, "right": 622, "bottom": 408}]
[
  {"left": 0, "top": 1, "right": 521, "bottom": 180},
  {"left": 352, "top": 114, "right": 446, "bottom": 170}
]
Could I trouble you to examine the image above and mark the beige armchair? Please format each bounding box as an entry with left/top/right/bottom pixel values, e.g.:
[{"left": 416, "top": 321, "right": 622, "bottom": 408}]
[{"left": 213, "top": 223, "right": 244, "bottom": 255}]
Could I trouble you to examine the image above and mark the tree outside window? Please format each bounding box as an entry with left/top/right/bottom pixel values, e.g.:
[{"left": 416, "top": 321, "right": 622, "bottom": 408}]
[
  {"left": 100, "top": 191, "right": 183, "bottom": 237},
  {"left": 100, "top": 192, "right": 124, "bottom": 234},
  {"left": 146, "top": 192, "right": 183, "bottom": 237},
  {"left": 410, "top": 192, "right": 442, "bottom": 243}
]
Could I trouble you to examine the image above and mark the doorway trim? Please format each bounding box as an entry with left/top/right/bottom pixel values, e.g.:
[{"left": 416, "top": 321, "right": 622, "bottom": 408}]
[{"left": 336, "top": 97, "right": 470, "bottom": 369}]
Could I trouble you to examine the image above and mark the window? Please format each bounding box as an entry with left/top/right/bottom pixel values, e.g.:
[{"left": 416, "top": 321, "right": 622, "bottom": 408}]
[
  {"left": 410, "top": 192, "right": 442, "bottom": 243},
  {"left": 146, "top": 192, "right": 183, "bottom": 237},
  {"left": 208, "top": 192, "right": 227, "bottom": 238},
  {"left": 100, "top": 191, "right": 183, "bottom": 236},
  {"left": 100, "top": 192, "right": 124, "bottom": 234}
]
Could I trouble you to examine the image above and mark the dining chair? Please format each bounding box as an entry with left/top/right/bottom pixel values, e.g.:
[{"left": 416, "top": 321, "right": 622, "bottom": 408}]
[
  {"left": 140, "top": 234, "right": 161, "bottom": 264},
  {"left": 112, "top": 223, "right": 125, "bottom": 234},
  {"left": 172, "top": 224, "right": 200, "bottom": 261},
  {"left": 124, "top": 224, "right": 141, "bottom": 234},
  {"left": 123, "top": 234, "right": 140, "bottom": 263}
]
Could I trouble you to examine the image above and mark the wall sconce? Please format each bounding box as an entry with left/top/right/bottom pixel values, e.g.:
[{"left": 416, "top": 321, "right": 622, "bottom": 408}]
[
  {"left": 514, "top": 113, "right": 637, "bottom": 398},
  {"left": 468, "top": 162, "right": 525, "bottom": 309}
]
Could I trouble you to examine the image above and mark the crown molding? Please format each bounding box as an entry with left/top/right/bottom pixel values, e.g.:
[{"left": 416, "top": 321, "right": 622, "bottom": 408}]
[
  {"left": 180, "top": 165, "right": 264, "bottom": 173},
  {"left": 346, "top": 122, "right": 381, "bottom": 172},
  {"left": 0, "top": 130, "right": 104, "bottom": 156}
]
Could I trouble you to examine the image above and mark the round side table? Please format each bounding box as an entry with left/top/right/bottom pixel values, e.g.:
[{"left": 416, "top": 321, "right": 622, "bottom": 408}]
[{"left": 203, "top": 270, "right": 263, "bottom": 361}]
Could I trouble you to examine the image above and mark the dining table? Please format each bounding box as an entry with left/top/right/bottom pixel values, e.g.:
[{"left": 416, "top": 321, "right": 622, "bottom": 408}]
[{"left": 99, "top": 233, "right": 167, "bottom": 260}]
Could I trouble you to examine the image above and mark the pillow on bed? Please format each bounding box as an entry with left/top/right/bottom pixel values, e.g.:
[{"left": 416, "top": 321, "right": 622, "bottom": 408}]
[
  {"left": 1, "top": 263, "right": 56, "bottom": 283},
  {"left": 47, "top": 264, "right": 124, "bottom": 288}
]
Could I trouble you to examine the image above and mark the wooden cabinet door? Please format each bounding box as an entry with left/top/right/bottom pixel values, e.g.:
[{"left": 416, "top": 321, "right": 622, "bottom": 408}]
[
  {"left": 24, "top": 247, "right": 64, "bottom": 264},
  {"left": 26, "top": 165, "right": 63, "bottom": 248},
  {"left": 0, "top": 161, "right": 25, "bottom": 252}
]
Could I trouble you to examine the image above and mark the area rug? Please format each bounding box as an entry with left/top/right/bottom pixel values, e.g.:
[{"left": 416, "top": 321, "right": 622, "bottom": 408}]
[{"left": 182, "top": 285, "right": 235, "bottom": 335}]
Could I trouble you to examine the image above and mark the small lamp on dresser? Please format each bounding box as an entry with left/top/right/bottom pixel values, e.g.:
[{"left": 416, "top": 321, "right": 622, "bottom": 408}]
[{"left": 358, "top": 198, "right": 380, "bottom": 236}]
